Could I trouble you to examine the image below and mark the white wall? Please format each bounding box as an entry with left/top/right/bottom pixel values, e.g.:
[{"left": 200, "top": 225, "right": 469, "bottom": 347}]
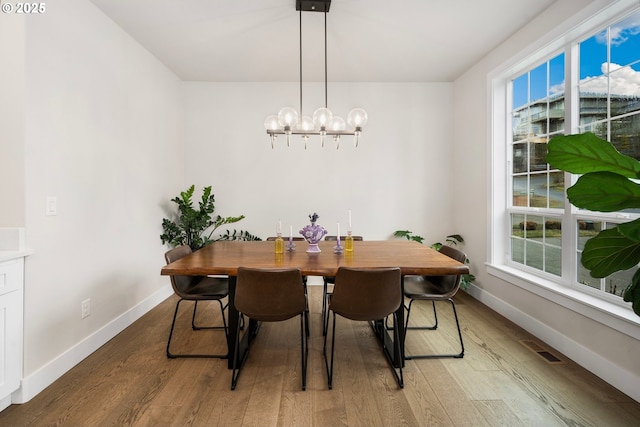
[
  {"left": 184, "top": 82, "right": 455, "bottom": 243},
  {"left": 18, "top": 0, "right": 184, "bottom": 399},
  {"left": 0, "top": 14, "right": 25, "bottom": 227},
  {"left": 452, "top": 0, "right": 640, "bottom": 401}
]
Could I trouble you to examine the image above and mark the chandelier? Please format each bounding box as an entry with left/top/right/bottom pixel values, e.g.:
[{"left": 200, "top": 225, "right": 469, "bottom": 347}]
[{"left": 264, "top": 0, "right": 368, "bottom": 149}]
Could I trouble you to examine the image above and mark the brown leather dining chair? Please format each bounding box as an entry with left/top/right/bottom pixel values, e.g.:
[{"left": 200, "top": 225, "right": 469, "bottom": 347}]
[
  {"left": 323, "top": 267, "right": 403, "bottom": 389},
  {"left": 403, "top": 245, "right": 466, "bottom": 359},
  {"left": 322, "top": 235, "right": 363, "bottom": 335},
  {"left": 231, "top": 267, "right": 309, "bottom": 391},
  {"left": 267, "top": 236, "right": 309, "bottom": 336},
  {"left": 265, "top": 236, "right": 305, "bottom": 241},
  {"left": 164, "top": 245, "right": 229, "bottom": 358}
]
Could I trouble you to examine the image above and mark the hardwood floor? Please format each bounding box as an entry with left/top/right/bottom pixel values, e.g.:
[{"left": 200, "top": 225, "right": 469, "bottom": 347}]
[{"left": 2, "top": 286, "right": 639, "bottom": 426}]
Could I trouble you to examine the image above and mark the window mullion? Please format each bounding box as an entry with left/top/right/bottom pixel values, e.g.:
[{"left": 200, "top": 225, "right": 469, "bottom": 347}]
[{"left": 563, "top": 42, "right": 580, "bottom": 286}]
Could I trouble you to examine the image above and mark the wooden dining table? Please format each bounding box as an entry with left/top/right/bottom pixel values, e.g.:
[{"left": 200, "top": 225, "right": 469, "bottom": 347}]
[{"left": 161, "top": 239, "right": 469, "bottom": 368}]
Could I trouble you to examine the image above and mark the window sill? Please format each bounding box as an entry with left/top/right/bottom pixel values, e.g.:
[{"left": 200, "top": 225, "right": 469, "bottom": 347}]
[{"left": 486, "top": 263, "right": 640, "bottom": 341}]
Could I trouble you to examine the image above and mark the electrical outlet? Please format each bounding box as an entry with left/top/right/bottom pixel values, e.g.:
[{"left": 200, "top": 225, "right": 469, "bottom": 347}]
[{"left": 81, "top": 298, "right": 91, "bottom": 319}]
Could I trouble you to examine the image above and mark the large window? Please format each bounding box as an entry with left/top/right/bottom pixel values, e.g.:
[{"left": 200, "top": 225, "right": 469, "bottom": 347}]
[
  {"left": 504, "top": 7, "right": 640, "bottom": 306},
  {"left": 511, "top": 54, "right": 565, "bottom": 278}
]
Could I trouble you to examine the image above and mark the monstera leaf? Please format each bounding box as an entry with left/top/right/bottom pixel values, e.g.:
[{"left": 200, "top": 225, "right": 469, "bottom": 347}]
[{"left": 546, "top": 133, "right": 640, "bottom": 316}]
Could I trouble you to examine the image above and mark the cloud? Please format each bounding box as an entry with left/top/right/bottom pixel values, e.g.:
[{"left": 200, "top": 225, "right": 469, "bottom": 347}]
[
  {"left": 580, "top": 63, "right": 640, "bottom": 96},
  {"left": 595, "top": 12, "right": 640, "bottom": 46}
]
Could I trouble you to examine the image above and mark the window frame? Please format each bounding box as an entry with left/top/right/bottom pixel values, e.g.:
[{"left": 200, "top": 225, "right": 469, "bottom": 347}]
[{"left": 488, "top": 0, "right": 640, "bottom": 339}]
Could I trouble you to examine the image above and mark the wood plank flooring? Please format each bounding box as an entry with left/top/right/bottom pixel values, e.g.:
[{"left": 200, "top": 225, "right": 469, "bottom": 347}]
[{"left": 1, "top": 286, "right": 639, "bottom": 426}]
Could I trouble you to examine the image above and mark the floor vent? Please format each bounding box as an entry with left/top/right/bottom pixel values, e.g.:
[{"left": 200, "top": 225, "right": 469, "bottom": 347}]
[{"left": 520, "top": 340, "right": 565, "bottom": 364}]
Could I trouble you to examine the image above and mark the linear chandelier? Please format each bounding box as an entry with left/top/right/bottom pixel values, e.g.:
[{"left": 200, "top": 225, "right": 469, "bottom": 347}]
[{"left": 264, "top": 0, "right": 367, "bottom": 149}]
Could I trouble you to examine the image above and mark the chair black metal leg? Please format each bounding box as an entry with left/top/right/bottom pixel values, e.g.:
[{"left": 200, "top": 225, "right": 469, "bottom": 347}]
[
  {"left": 323, "top": 293, "right": 332, "bottom": 338},
  {"left": 405, "top": 299, "right": 438, "bottom": 331},
  {"left": 231, "top": 314, "right": 249, "bottom": 390},
  {"left": 303, "top": 285, "right": 310, "bottom": 338},
  {"left": 322, "top": 311, "right": 336, "bottom": 389},
  {"left": 300, "top": 311, "right": 308, "bottom": 390},
  {"left": 167, "top": 298, "right": 227, "bottom": 359},
  {"left": 405, "top": 299, "right": 464, "bottom": 360},
  {"left": 329, "top": 312, "right": 336, "bottom": 389},
  {"left": 391, "top": 312, "right": 404, "bottom": 388},
  {"left": 322, "top": 280, "right": 329, "bottom": 335},
  {"left": 450, "top": 298, "right": 465, "bottom": 358},
  {"left": 166, "top": 298, "right": 183, "bottom": 358},
  {"left": 191, "top": 299, "right": 229, "bottom": 333},
  {"left": 325, "top": 311, "right": 402, "bottom": 389}
]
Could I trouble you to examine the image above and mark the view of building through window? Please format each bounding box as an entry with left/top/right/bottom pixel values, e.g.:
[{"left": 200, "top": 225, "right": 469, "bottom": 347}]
[{"left": 509, "top": 8, "right": 640, "bottom": 298}]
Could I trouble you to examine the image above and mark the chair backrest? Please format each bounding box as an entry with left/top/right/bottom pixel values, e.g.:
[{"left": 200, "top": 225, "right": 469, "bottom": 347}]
[
  {"left": 434, "top": 245, "right": 467, "bottom": 294},
  {"left": 266, "top": 236, "right": 305, "bottom": 241},
  {"left": 236, "top": 267, "right": 306, "bottom": 322},
  {"left": 330, "top": 267, "right": 402, "bottom": 321},
  {"left": 324, "top": 235, "right": 364, "bottom": 241},
  {"left": 164, "top": 245, "right": 198, "bottom": 295}
]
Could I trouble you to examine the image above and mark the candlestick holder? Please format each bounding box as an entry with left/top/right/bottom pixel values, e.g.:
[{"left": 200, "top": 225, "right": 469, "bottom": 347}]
[
  {"left": 286, "top": 239, "right": 296, "bottom": 251},
  {"left": 333, "top": 240, "right": 344, "bottom": 254}
]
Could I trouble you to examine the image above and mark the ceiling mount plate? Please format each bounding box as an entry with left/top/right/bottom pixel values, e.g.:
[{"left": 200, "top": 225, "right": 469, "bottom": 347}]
[{"left": 296, "top": 0, "right": 331, "bottom": 12}]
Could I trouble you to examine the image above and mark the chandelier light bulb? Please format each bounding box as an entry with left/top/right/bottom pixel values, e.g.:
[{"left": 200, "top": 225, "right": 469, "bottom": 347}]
[
  {"left": 298, "top": 115, "right": 314, "bottom": 149},
  {"left": 347, "top": 108, "right": 368, "bottom": 129},
  {"left": 278, "top": 107, "right": 299, "bottom": 128},
  {"left": 264, "top": 115, "right": 279, "bottom": 131},
  {"left": 329, "top": 116, "right": 346, "bottom": 148},
  {"left": 313, "top": 107, "right": 333, "bottom": 129},
  {"left": 298, "top": 115, "right": 314, "bottom": 132},
  {"left": 278, "top": 107, "right": 299, "bottom": 147},
  {"left": 264, "top": 115, "right": 280, "bottom": 148}
]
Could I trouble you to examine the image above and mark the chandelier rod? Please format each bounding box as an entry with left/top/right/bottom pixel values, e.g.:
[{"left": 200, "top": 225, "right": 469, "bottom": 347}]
[
  {"left": 299, "top": 9, "right": 303, "bottom": 118},
  {"left": 324, "top": 10, "right": 328, "bottom": 108}
]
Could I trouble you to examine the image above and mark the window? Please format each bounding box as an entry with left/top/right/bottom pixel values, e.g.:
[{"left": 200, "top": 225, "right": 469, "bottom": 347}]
[
  {"left": 497, "top": 6, "right": 640, "bottom": 310},
  {"left": 510, "top": 54, "right": 565, "bottom": 278}
]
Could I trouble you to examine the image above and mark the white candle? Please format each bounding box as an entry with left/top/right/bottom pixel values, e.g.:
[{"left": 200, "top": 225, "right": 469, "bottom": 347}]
[
  {"left": 348, "top": 210, "right": 352, "bottom": 228},
  {"left": 337, "top": 222, "right": 340, "bottom": 239},
  {"left": 278, "top": 220, "right": 282, "bottom": 234},
  {"left": 289, "top": 225, "right": 293, "bottom": 241}
]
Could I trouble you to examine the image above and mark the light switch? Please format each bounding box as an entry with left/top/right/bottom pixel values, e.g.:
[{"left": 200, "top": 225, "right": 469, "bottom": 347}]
[{"left": 46, "top": 196, "right": 57, "bottom": 216}]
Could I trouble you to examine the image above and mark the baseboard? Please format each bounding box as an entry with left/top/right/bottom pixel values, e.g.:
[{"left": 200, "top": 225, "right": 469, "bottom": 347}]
[
  {"left": 466, "top": 284, "right": 640, "bottom": 403},
  {"left": 12, "top": 284, "right": 174, "bottom": 404},
  {"left": 0, "top": 395, "right": 11, "bottom": 412}
]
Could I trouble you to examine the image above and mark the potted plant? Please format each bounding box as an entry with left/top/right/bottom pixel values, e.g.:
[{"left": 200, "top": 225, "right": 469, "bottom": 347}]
[
  {"left": 393, "top": 230, "right": 475, "bottom": 290},
  {"left": 546, "top": 132, "right": 640, "bottom": 316},
  {"left": 160, "top": 185, "right": 260, "bottom": 250}
]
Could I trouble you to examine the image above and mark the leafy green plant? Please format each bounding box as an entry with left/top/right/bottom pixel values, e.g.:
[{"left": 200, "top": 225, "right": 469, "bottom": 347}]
[
  {"left": 393, "top": 230, "right": 475, "bottom": 290},
  {"left": 545, "top": 132, "right": 640, "bottom": 316},
  {"left": 160, "top": 185, "right": 260, "bottom": 250}
]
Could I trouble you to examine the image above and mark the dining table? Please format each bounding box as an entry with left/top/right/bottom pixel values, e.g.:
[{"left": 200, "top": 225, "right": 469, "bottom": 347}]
[{"left": 161, "top": 239, "right": 469, "bottom": 369}]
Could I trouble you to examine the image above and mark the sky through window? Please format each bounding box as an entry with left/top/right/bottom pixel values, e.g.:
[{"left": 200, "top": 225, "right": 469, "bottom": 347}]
[{"left": 513, "top": 9, "right": 640, "bottom": 109}]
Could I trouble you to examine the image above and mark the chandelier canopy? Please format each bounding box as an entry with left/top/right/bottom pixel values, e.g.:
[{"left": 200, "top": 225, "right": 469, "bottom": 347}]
[{"left": 264, "top": 0, "right": 368, "bottom": 149}]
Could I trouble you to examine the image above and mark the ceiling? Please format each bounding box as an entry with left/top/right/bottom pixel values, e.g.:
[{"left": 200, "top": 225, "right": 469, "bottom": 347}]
[{"left": 89, "top": 0, "right": 557, "bottom": 82}]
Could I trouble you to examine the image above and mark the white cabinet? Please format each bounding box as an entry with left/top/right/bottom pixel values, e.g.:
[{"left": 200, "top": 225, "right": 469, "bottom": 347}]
[{"left": 0, "top": 256, "right": 24, "bottom": 412}]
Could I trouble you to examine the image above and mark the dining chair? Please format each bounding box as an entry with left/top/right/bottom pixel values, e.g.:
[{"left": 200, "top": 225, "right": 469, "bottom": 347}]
[
  {"left": 322, "top": 235, "right": 363, "bottom": 335},
  {"left": 267, "top": 236, "right": 309, "bottom": 337},
  {"left": 403, "top": 245, "right": 466, "bottom": 359},
  {"left": 323, "top": 267, "right": 403, "bottom": 389},
  {"left": 231, "top": 267, "right": 309, "bottom": 390},
  {"left": 266, "top": 236, "right": 305, "bottom": 241},
  {"left": 164, "top": 245, "right": 229, "bottom": 359}
]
